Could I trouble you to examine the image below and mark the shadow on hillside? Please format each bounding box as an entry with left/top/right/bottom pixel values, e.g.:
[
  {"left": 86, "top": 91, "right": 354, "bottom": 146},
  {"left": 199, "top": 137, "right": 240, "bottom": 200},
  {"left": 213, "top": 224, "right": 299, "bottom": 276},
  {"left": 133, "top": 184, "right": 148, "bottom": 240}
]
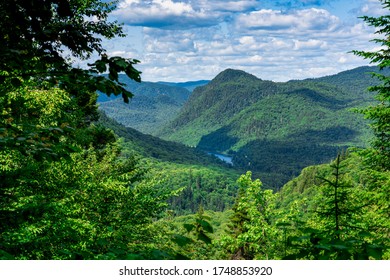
[
  {"left": 197, "top": 125, "right": 238, "bottom": 153},
  {"left": 288, "top": 126, "right": 358, "bottom": 143},
  {"left": 284, "top": 88, "right": 350, "bottom": 109},
  {"left": 233, "top": 126, "right": 357, "bottom": 189}
]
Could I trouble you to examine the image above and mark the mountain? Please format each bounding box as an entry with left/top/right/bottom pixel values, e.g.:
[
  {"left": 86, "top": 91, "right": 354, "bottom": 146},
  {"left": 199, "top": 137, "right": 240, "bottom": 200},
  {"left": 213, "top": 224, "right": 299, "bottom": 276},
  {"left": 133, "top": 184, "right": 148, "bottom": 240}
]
[
  {"left": 98, "top": 75, "right": 192, "bottom": 135},
  {"left": 157, "top": 80, "right": 210, "bottom": 92},
  {"left": 157, "top": 66, "right": 390, "bottom": 188}
]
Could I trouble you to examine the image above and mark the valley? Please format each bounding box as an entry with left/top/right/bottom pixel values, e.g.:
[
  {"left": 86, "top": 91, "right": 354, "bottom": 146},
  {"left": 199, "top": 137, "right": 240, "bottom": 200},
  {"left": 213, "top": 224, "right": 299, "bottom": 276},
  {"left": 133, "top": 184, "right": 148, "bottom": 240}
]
[
  {"left": 100, "top": 66, "right": 389, "bottom": 189},
  {"left": 2, "top": 0, "right": 389, "bottom": 262},
  {"left": 98, "top": 76, "right": 208, "bottom": 135}
]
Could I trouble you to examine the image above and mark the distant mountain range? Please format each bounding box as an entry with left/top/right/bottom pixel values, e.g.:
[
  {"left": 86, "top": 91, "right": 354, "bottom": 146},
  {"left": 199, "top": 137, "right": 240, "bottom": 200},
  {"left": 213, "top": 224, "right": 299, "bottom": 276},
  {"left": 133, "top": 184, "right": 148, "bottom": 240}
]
[
  {"left": 156, "top": 80, "right": 210, "bottom": 92},
  {"left": 98, "top": 76, "right": 207, "bottom": 135},
  {"left": 157, "top": 66, "right": 390, "bottom": 188}
]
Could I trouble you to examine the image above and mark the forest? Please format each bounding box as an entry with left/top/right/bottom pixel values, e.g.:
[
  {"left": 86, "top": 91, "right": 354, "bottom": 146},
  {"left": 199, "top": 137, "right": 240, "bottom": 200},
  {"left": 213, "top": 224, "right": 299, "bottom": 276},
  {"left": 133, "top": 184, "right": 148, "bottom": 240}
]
[{"left": 0, "top": 0, "right": 389, "bottom": 260}]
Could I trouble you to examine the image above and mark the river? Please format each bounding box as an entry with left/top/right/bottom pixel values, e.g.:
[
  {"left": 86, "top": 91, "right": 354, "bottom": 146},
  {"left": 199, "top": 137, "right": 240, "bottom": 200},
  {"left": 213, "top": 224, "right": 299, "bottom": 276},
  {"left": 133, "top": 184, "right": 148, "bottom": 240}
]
[{"left": 208, "top": 153, "right": 233, "bottom": 165}]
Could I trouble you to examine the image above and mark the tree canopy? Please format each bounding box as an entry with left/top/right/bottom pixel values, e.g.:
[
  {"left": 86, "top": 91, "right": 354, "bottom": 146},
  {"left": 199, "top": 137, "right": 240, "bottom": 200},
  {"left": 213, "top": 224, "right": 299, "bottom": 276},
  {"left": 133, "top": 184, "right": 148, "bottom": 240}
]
[
  {"left": 352, "top": 0, "right": 390, "bottom": 170},
  {"left": 0, "top": 0, "right": 141, "bottom": 104}
]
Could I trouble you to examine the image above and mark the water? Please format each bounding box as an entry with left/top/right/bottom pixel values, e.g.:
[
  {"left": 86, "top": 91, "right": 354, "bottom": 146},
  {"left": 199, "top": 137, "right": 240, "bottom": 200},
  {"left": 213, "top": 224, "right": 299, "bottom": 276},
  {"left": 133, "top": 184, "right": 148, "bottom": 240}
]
[{"left": 209, "top": 153, "right": 233, "bottom": 165}]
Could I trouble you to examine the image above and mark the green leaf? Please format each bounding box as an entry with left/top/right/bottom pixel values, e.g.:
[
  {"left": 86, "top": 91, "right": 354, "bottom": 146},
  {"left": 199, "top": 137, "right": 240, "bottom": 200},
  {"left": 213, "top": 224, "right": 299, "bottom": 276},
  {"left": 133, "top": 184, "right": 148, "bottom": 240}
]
[
  {"left": 109, "top": 69, "right": 118, "bottom": 81},
  {"left": 94, "top": 60, "right": 107, "bottom": 73},
  {"left": 113, "top": 57, "right": 128, "bottom": 69},
  {"left": 367, "top": 245, "right": 384, "bottom": 260}
]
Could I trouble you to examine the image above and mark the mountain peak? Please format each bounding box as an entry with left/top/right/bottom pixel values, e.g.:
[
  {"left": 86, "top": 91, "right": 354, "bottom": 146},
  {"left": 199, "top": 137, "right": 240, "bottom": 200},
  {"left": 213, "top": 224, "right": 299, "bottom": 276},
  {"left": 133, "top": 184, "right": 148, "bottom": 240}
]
[{"left": 211, "top": 69, "right": 261, "bottom": 84}]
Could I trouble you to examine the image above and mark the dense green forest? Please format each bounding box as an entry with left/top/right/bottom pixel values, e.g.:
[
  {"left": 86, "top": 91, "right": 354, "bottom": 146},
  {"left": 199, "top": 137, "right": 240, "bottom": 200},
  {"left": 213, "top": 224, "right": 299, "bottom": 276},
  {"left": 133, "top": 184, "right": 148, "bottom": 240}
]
[
  {"left": 98, "top": 112, "right": 239, "bottom": 214},
  {"left": 0, "top": 0, "right": 389, "bottom": 260},
  {"left": 158, "top": 66, "right": 390, "bottom": 188}
]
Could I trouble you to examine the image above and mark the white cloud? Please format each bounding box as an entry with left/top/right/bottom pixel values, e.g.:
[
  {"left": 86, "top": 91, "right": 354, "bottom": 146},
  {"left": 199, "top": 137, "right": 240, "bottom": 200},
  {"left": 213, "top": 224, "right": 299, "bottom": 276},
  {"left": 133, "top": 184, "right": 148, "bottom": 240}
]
[
  {"left": 113, "top": 0, "right": 216, "bottom": 29},
  {"left": 293, "top": 39, "right": 327, "bottom": 50},
  {"left": 191, "top": 0, "right": 259, "bottom": 12},
  {"left": 360, "top": 0, "right": 387, "bottom": 16},
  {"left": 235, "top": 8, "right": 340, "bottom": 32},
  {"left": 98, "top": 0, "right": 383, "bottom": 82}
]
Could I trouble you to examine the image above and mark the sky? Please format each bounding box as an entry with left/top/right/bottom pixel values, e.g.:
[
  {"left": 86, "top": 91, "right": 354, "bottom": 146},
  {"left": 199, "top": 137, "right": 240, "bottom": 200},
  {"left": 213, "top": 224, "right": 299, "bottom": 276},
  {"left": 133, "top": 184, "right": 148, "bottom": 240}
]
[{"left": 97, "top": 0, "right": 388, "bottom": 82}]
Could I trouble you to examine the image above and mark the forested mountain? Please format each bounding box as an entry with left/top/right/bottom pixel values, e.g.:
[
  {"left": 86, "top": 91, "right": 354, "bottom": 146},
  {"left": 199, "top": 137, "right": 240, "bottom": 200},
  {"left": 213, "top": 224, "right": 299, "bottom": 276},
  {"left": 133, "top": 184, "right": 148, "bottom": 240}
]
[
  {"left": 98, "top": 75, "right": 192, "bottom": 135},
  {"left": 158, "top": 66, "right": 390, "bottom": 188}
]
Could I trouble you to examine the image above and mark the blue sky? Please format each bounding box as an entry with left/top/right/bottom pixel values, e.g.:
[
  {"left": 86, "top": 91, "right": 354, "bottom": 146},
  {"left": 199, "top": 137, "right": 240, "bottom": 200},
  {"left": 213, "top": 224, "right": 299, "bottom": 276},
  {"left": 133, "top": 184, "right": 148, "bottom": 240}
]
[{"left": 98, "top": 0, "right": 387, "bottom": 82}]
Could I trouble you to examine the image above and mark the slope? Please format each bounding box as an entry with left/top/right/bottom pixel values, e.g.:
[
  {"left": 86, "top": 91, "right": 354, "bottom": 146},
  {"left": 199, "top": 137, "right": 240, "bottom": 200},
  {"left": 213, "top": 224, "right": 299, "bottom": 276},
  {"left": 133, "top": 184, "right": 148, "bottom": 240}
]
[
  {"left": 98, "top": 75, "right": 192, "bottom": 135},
  {"left": 158, "top": 66, "right": 389, "bottom": 188},
  {"left": 98, "top": 112, "right": 240, "bottom": 214}
]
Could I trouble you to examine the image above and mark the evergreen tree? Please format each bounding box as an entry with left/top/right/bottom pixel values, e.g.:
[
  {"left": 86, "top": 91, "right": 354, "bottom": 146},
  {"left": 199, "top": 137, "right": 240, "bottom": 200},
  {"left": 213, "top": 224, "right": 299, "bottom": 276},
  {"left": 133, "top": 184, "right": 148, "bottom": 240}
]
[
  {"left": 351, "top": 0, "right": 390, "bottom": 170},
  {"left": 221, "top": 172, "right": 279, "bottom": 259}
]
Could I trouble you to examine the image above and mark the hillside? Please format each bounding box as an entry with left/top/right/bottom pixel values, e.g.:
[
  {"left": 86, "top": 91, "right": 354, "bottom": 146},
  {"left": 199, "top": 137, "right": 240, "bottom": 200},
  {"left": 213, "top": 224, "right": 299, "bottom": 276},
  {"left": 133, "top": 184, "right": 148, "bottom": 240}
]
[
  {"left": 98, "top": 112, "right": 240, "bottom": 213},
  {"left": 157, "top": 66, "right": 390, "bottom": 188},
  {"left": 98, "top": 75, "right": 192, "bottom": 135}
]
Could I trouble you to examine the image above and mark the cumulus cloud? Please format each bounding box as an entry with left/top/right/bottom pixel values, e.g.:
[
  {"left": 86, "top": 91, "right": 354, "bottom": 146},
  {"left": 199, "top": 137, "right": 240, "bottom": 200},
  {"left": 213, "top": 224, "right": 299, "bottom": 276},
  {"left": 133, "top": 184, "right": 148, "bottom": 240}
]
[
  {"left": 113, "top": 0, "right": 216, "bottom": 29},
  {"left": 113, "top": 0, "right": 261, "bottom": 29},
  {"left": 195, "top": 0, "right": 260, "bottom": 12},
  {"left": 103, "top": 0, "right": 382, "bottom": 82},
  {"left": 235, "top": 8, "right": 341, "bottom": 32}
]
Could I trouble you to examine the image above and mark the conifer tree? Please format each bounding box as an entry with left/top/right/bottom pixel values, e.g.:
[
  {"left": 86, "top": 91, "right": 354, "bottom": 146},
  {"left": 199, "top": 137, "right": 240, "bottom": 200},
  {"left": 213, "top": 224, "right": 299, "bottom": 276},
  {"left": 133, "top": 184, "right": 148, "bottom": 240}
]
[{"left": 351, "top": 0, "right": 390, "bottom": 170}]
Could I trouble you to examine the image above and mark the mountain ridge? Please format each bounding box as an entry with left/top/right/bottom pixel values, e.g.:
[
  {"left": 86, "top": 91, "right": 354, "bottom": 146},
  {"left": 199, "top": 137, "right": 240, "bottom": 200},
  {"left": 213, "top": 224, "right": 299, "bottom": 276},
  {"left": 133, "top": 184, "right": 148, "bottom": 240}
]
[
  {"left": 98, "top": 75, "right": 193, "bottom": 135},
  {"left": 157, "top": 66, "right": 390, "bottom": 188}
]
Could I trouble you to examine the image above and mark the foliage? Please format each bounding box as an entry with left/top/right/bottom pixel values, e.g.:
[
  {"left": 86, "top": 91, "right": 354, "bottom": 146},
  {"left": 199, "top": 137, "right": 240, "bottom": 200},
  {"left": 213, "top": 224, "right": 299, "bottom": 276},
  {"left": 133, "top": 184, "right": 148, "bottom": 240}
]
[
  {"left": 0, "top": 0, "right": 177, "bottom": 261},
  {"left": 220, "top": 172, "right": 280, "bottom": 259},
  {"left": 0, "top": 83, "right": 80, "bottom": 160},
  {"left": 157, "top": 162, "right": 239, "bottom": 214},
  {"left": 0, "top": 0, "right": 141, "bottom": 107},
  {"left": 158, "top": 209, "right": 233, "bottom": 260},
  {"left": 0, "top": 83, "right": 181, "bottom": 259},
  {"left": 98, "top": 111, "right": 229, "bottom": 166},
  {"left": 1, "top": 0, "right": 390, "bottom": 262},
  {"left": 351, "top": 0, "right": 390, "bottom": 171},
  {"left": 275, "top": 153, "right": 389, "bottom": 260}
]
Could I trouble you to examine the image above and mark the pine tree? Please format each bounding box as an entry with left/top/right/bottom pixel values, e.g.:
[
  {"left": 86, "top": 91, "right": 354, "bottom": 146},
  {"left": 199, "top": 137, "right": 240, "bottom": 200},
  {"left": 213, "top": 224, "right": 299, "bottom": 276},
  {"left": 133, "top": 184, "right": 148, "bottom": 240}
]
[{"left": 351, "top": 0, "right": 390, "bottom": 170}]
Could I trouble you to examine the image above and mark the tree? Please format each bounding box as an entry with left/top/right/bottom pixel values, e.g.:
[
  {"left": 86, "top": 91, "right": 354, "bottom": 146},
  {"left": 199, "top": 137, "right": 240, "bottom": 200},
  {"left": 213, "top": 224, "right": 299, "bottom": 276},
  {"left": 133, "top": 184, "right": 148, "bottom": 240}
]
[
  {"left": 221, "top": 172, "right": 279, "bottom": 259},
  {"left": 0, "top": 0, "right": 141, "bottom": 106},
  {"left": 0, "top": 0, "right": 182, "bottom": 260},
  {"left": 0, "top": 0, "right": 142, "bottom": 159},
  {"left": 315, "top": 154, "right": 354, "bottom": 241},
  {"left": 284, "top": 154, "right": 387, "bottom": 260},
  {"left": 351, "top": 0, "right": 390, "bottom": 170}
]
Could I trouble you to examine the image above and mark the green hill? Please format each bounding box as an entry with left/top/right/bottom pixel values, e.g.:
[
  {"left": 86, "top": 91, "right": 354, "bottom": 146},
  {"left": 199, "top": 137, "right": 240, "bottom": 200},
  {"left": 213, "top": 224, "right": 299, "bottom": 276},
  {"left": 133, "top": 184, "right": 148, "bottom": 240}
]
[
  {"left": 98, "top": 75, "right": 192, "bottom": 135},
  {"left": 157, "top": 66, "right": 389, "bottom": 188}
]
